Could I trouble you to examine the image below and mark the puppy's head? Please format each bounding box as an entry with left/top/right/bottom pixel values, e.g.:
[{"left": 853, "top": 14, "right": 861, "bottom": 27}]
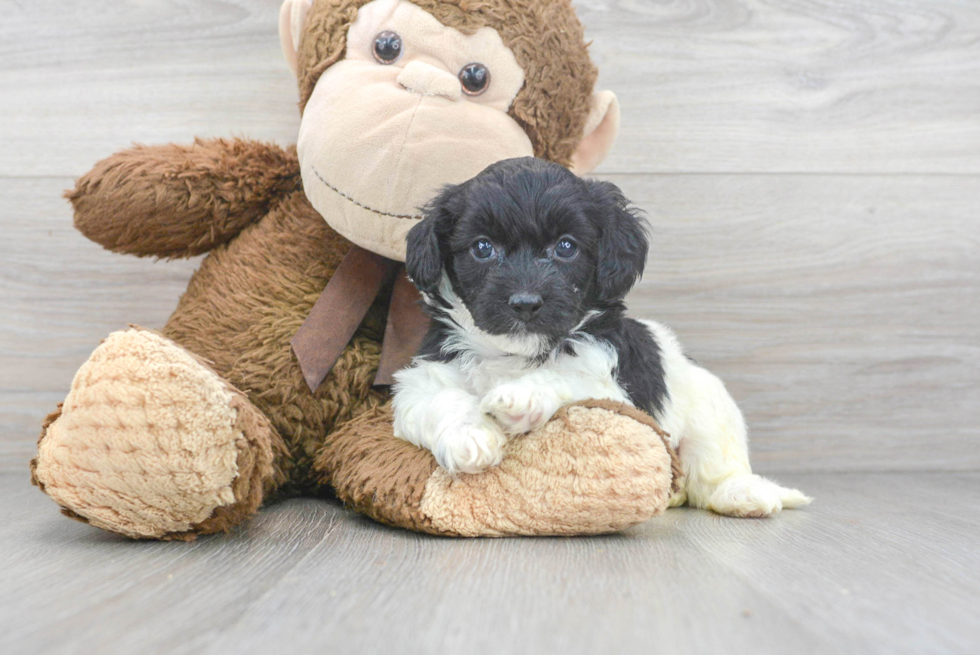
[{"left": 407, "top": 157, "right": 648, "bottom": 350}]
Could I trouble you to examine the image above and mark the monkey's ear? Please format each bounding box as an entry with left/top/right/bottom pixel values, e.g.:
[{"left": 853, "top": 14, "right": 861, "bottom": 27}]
[
  {"left": 279, "top": 0, "right": 312, "bottom": 78},
  {"left": 569, "top": 91, "right": 621, "bottom": 176}
]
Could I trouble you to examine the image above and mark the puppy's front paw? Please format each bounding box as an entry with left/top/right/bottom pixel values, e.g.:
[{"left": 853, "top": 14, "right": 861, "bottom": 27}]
[
  {"left": 708, "top": 475, "right": 813, "bottom": 518},
  {"left": 434, "top": 422, "right": 507, "bottom": 475},
  {"left": 481, "top": 383, "right": 560, "bottom": 435}
]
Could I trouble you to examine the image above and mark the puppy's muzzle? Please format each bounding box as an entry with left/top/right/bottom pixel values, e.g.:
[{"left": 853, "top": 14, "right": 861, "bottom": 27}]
[{"left": 508, "top": 292, "right": 544, "bottom": 322}]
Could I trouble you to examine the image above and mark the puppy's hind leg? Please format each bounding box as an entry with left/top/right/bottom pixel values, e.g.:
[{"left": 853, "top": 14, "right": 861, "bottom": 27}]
[{"left": 673, "top": 365, "right": 812, "bottom": 518}]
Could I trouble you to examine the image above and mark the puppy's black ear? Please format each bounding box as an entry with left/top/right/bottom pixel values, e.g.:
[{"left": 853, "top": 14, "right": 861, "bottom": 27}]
[
  {"left": 405, "top": 217, "right": 441, "bottom": 294},
  {"left": 587, "top": 179, "right": 649, "bottom": 303},
  {"left": 406, "top": 184, "right": 461, "bottom": 294}
]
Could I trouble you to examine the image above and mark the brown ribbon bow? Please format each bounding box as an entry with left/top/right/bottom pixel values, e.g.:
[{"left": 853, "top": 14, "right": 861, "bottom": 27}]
[{"left": 291, "top": 245, "right": 431, "bottom": 392}]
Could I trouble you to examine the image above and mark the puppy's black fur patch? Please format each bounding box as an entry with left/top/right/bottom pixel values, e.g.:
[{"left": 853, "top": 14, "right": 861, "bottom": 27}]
[{"left": 407, "top": 157, "right": 668, "bottom": 415}]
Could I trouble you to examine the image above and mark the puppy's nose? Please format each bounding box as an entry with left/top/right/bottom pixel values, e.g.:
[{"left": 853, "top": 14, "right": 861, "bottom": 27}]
[{"left": 509, "top": 293, "right": 543, "bottom": 321}]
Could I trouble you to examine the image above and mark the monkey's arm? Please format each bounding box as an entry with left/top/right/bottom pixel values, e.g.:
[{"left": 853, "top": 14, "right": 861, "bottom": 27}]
[{"left": 68, "top": 138, "right": 300, "bottom": 258}]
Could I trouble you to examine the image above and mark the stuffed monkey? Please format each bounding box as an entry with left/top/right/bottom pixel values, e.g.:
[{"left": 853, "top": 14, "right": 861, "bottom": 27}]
[{"left": 30, "top": 0, "right": 679, "bottom": 539}]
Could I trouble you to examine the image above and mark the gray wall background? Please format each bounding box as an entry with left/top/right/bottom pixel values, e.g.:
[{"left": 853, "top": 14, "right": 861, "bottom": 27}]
[{"left": 1, "top": 0, "right": 977, "bottom": 473}]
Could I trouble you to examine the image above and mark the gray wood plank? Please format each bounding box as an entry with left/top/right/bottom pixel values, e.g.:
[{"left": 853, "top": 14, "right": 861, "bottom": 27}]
[
  {"left": 2, "top": 0, "right": 979, "bottom": 176},
  {"left": 2, "top": 471, "right": 978, "bottom": 655},
  {"left": 3, "top": 175, "right": 976, "bottom": 473},
  {"left": 580, "top": 0, "right": 980, "bottom": 174},
  {"left": 0, "top": 0, "right": 299, "bottom": 178},
  {"left": 614, "top": 173, "right": 980, "bottom": 473},
  {"left": 0, "top": 177, "right": 201, "bottom": 471}
]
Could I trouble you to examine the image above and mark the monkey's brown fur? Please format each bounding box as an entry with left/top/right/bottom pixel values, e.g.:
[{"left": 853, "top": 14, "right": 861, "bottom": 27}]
[{"left": 31, "top": 0, "right": 677, "bottom": 538}]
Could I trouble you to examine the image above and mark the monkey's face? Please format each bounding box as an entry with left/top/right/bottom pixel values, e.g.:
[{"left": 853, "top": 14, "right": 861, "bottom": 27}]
[{"left": 296, "top": 0, "right": 534, "bottom": 261}]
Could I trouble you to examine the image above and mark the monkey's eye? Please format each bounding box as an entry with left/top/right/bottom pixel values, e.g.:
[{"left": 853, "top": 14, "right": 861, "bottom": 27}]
[
  {"left": 471, "top": 239, "right": 496, "bottom": 261},
  {"left": 459, "top": 63, "right": 491, "bottom": 96},
  {"left": 373, "top": 31, "right": 403, "bottom": 64},
  {"left": 554, "top": 238, "right": 578, "bottom": 260}
]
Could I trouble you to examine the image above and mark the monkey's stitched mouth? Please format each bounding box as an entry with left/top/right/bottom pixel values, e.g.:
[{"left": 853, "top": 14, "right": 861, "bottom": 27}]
[{"left": 311, "top": 166, "right": 423, "bottom": 221}]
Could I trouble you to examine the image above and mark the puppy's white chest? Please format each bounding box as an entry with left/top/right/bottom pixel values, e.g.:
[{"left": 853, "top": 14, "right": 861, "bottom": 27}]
[
  {"left": 459, "top": 339, "right": 627, "bottom": 403},
  {"left": 458, "top": 355, "right": 538, "bottom": 397}
]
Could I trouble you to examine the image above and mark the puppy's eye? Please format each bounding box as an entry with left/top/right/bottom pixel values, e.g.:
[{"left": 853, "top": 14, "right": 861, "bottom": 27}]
[
  {"left": 459, "top": 63, "right": 491, "bottom": 96},
  {"left": 471, "top": 239, "right": 496, "bottom": 261},
  {"left": 554, "top": 238, "right": 578, "bottom": 260},
  {"left": 373, "top": 31, "right": 403, "bottom": 64}
]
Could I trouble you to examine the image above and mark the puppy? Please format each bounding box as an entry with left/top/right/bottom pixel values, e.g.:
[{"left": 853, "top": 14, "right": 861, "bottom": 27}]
[{"left": 392, "top": 157, "right": 811, "bottom": 517}]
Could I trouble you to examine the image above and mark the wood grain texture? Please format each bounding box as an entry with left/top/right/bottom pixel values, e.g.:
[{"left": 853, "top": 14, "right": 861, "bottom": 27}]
[
  {"left": 3, "top": 4, "right": 978, "bottom": 654},
  {"left": 615, "top": 173, "right": 980, "bottom": 472},
  {"left": 2, "top": 471, "right": 979, "bottom": 654},
  {"left": 577, "top": 0, "right": 980, "bottom": 174},
  {"left": 0, "top": 0, "right": 299, "bottom": 178},
  {"left": 3, "top": 1, "right": 980, "bottom": 176},
  {"left": 0, "top": 178, "right": 201, "bottom": 470},
  {"left": 2, "top": 173, "right": 978, "bottom": 473}
]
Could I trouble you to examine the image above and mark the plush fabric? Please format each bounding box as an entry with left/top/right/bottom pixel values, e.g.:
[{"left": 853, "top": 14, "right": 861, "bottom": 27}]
[
  {"left": 320, "top": 402, "right": 679, "bottom": 537},
  {"left": 296, "top": 0, "right": 535, "bottom": 260},
  {"left": 31, "top": 135, "right": 678, "bottom": 538},
  {"left": 30, "top": 0, "right": 678, "bottom": 539},
  {"left": 31, "top": 328, "right": 286, "bottom": 540},
  {"left": 419, "top": 402, "right": 679, "bottom": 537},
  {"left": 569, "top": 90, "right": 622, "bottom": 176},
  {"left": 69, "top": 138, "right": 300, "bottom": 259},
  {"left": 297, "top": 0, "right": 598, "bottom": 167}
]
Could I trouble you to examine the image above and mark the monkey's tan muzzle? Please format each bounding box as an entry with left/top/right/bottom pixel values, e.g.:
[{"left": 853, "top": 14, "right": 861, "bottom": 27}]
[{"left": 298, "top": 60, "right": 533, "bottom": 261}]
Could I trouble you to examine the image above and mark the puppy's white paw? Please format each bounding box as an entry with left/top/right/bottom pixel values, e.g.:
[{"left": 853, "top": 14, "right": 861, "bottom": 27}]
[
  {"left": 481, "top": 383, "right": 560, "bottom": 435},
  {"left": 434, "top": 422, "right": 507, "bottom": 475},
  {"left": 707, "top": 475, "right": 813, "bottom": 518}
]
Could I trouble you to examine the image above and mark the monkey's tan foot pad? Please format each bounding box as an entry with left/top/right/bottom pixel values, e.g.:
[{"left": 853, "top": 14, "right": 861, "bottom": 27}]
[
  {"left": 31, "top": 327, "right": 281, "bottom": 540},
  {"left": 319, "top": 400, "right": 681, "bottom": 537}
]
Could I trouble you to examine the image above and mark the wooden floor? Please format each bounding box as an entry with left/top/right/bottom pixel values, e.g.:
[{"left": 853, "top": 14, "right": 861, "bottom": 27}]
[
  {"left": 3, "top": 471, "right": 979, "bottom": 654},
  {"left": 2, "top": 1, "right": 979, "bottom": 653}
]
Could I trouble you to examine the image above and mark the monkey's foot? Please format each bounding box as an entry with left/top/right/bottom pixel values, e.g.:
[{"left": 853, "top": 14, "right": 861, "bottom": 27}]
[
  {"left": 31, "top": 328, "right": 282, "bottom": 540},
  {"left": 318, "top": 400, "right": 679, "bottom": 537}
]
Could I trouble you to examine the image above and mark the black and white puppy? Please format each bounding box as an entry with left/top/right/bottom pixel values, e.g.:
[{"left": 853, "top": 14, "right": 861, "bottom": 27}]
[{"left": 393, "top": 157, "right": 810, "bottom": 517}]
